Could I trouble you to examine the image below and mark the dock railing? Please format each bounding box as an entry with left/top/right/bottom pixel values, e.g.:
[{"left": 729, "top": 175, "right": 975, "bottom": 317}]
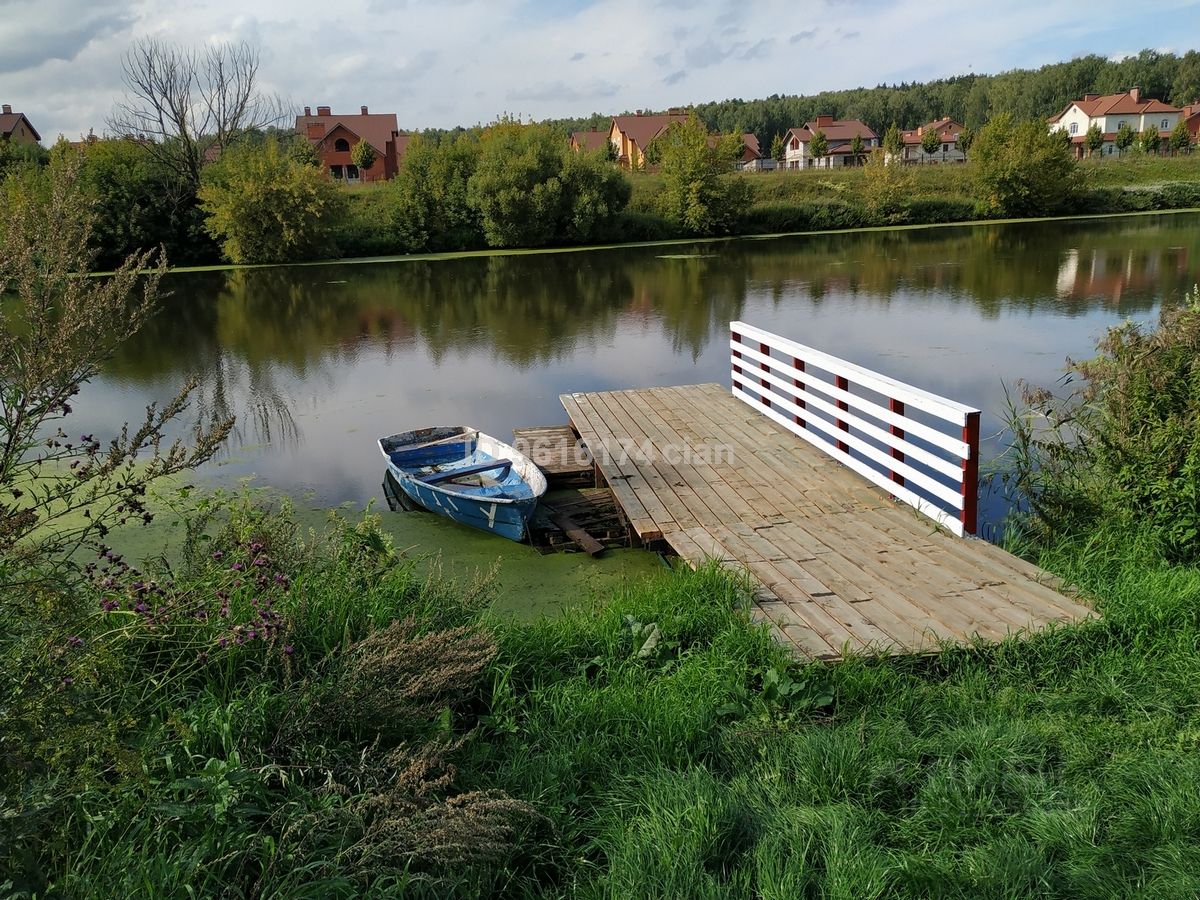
[{"left": 730, "top": 321, "right": 981, "bottom": 537}]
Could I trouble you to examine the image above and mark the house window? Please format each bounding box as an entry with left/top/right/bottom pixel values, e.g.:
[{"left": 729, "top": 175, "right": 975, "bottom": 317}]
[
  {"left": 1117, "top": 121, "right": 1126, "bottom": 130},
  {"left": 942, "top": 143, "right": 949, "bottom": 153},
  {"left": 334, "top": 138, "right": 350, "bottom": 152},
  {"left": 790, "top": 138, "right": 799, "bottom": 150},
  {"left": 346, "top": 164, "right": 359, "bottom": 180},
  {"left": 330, "top": 165, "right": 343, "bottom": 179},
  {"left": 1162, "top": 119, "right": 1170, "bottom": 129},
  {"left": 1069, "top": 122, "right": 1078, "bottom": 134}
]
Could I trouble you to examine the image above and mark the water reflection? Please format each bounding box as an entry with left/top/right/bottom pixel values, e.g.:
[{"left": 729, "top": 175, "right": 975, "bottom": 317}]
[{"left": 87, "top": 213, "right": 1200, "bottom": 529}]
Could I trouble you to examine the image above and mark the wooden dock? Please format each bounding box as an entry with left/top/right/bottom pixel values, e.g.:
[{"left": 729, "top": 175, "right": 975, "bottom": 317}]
[{"left": 560, "top": 382, "right": 1095, "bottom": 660}]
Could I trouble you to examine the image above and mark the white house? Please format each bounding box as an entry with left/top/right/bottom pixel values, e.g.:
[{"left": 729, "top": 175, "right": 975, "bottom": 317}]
[
  {"left": 783, "top": 116, "right": 877, "bottom": 169},
  {"left": 899, "top": 117, "right": 966, "bottom": 164},
  {"left": 1048, "top": 88, "right": 1182, "bottom": 157}
]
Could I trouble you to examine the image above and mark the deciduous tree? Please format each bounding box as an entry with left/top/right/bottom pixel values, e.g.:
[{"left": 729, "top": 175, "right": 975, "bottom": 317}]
[
  {"left": 1084, "top": 122, "right": 1105, "bottom": 157},
  {"left": 808, "top": 129, "right": 829, "bottom": 166},
  {"left": 770, "top": 133, "right": 785, "bottom": 162},
  {"left": 920, "top": 128, "right": 942, "bottom": 157},
  {"left": 653, "top": 113, "right": 750, "bottom": 235},
  {"left": 971, "top": 113, "right": 1079, "bottom": 217},
  {"left": 351, "top": 139, "right": 377, "bottom": 174},
  {"left": 1169, "top": 119, "right": 1192, "bottom": 153},
  {"left": 109, "top": 38, "right": 285, "bottom": 200},
  {"left": 882, "top": 122, "right": 903, "bottom": 157},
  {"left": 1114, "top": 122, "right": 1136, "bottom": 155}
]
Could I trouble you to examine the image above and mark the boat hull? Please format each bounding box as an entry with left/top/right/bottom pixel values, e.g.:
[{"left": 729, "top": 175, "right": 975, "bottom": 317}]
[
  {"left": 386, "top": 464, "right": 538, "bottom": 541},
  {"left": 377, "top": 426, "right": 548, "bottom": 542}
]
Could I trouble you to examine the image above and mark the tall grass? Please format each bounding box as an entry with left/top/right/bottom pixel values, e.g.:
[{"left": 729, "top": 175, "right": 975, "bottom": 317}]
[{"left": 7, "top": 489, "right": 1200, "bottom": 896}]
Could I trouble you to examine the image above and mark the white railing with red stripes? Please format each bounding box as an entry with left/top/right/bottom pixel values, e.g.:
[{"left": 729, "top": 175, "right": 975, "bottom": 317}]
[{"left": 730, "top": 321, "right": 981, "bottom": 537}]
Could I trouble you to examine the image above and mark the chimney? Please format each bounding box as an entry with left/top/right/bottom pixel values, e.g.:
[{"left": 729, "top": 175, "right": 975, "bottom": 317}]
[
  {"left": 816, "top": 115, "right": 834, "bottom": 127},
  {"left": 1084, "top": 93, "right": 1099, "bottom": 101},
  {"left": 1130, "top": 86, "right": 1141, "bottom": 103},
  {"left": 316, "top": 105, "right": 331, "bottom": 116},
  {"left": 361, "top": 105, "right": 368, "bottom": 115},
  {"left": 1, "top": 104, "right": 10, "bottom": 115}
]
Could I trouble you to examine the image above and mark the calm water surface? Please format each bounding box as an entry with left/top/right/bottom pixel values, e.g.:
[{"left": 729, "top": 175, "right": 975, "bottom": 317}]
[{"left": 81, "top": 214, "right": 1199, "bottom": 607}]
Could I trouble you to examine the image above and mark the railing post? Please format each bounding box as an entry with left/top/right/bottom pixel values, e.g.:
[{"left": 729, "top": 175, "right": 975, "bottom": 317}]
[
  {"left": 792, "top": 357, "right": 806, "bottom": 429},
  {"left": 961, "top": 411, "right": 980, "bottom": 535},
  {"left": 759, "top": 341, "right": 770, "bottom": 408},
  {"left": 835, "top": 375, "right": 850, "bottom": 453},
  {"left": 889, "top": 398, "right": 905, "bottom": 486},
  {"left": 731, "top": 329, "right": 742, "bottom": 378}
]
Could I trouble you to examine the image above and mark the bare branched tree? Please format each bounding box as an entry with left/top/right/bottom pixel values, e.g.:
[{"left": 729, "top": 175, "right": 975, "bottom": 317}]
[{"left": 108, "top": 38, "right": 287, "bottom": 198}]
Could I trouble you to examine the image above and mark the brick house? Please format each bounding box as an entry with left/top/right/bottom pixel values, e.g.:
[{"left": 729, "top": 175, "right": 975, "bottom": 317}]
[
  {"left": 0, "top": 104, "right": 41, "bottom": 146},
  {"left": 782, "top": 116, "right": 877, "bottom": 169},
  {"left": 295, "top": 105, "right": 408, "bottom": 182},
  {"left": 899, "top": 117, "right": 966, "bottom": 164},
  {"left": 1048, "top": 88, "right": 1182, "bottom": 158}
]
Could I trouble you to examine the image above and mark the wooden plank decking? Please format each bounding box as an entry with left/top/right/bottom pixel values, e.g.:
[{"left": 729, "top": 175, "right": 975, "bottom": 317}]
[{"left": 560, "top": 383, "right": 1095, "bottom": 661}]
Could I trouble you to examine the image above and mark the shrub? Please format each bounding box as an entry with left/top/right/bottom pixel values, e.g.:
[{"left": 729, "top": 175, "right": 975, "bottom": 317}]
[
  {"left": 386, "top": 133, "right": 482, "bottom": 253},
  {"left": 609, "top": 209, "right": 677, "bottom": 242},
  {"left": 904, "top": 197, "right": 977, "bottom": 225},
  {"left": 198, "top": 140, "right": 348, "bottom": 264},
  {"left": 467, "top": 120, "right": 629, "bottom": 249},
  {"left": 1004, "top": 287, "right": 1200, "bottom": 562}
]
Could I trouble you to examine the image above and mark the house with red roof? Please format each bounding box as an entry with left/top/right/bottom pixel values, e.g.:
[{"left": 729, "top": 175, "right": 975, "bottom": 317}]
[
  {"left": 295, "top": 105, "right": 409, "bottom": 182},
  {"left": 0, "top": 104, "right": 41, "bottom": 147},
  {"left": 570, "top": 130, "right": 611, "bottom": 154},
  {"left": 900, "top": 117, "right": 966, "bottom": 164},
  {"left": 608, "top": 109, "right": 691, "bottom": 169},
  {"left": 782, "top": 116, "right": 877, "bottom": 169},
  {"left": 1048, "top": 88, "right": 1182, "bottom": 158}
]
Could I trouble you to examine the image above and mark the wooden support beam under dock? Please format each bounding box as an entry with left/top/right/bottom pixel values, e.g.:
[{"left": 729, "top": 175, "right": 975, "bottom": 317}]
[{"left": 560, "top": 383, "right": 1095, "bottom": 661}]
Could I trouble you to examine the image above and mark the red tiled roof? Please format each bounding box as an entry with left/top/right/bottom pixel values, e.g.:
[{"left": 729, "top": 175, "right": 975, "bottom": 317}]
[
  {"left": 611, "top": 112, "right": 690, "bottom": 151},
  {"left": 799, "top": 118, "right": 876, "bottom": 141},
  {"left": 901, "top": 117, "right": 963, "bottom": 145},
  {"left": 570, "top": 130, "right": 610, "bottom": 152},
  {"left": 0, "top": 110, "right": 40, "bottom": 141},
  {"left": 1049, "top": 90, "right": 1181, "bottom": 123},
  {"left": 295, "top": 109, "right": 399, "bottom": 155}
]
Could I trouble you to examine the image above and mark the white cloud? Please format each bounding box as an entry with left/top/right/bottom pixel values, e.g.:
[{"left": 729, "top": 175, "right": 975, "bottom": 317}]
[{"left": 2, "top": 0, "right": 1198, "bottom": 140}]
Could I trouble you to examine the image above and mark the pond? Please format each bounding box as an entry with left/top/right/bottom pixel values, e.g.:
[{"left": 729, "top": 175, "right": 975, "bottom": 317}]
[{"left": 81, "top": 212, "right": 1200, "bottom": 611}]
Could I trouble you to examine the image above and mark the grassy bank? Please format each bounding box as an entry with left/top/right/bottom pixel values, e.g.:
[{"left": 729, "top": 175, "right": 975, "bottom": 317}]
[
  {"left": 6, "top": 493, "right": 1200, "bottom": 897},
  {"left": 327, "top": 155, "right": 1200, "bottom": 264}
]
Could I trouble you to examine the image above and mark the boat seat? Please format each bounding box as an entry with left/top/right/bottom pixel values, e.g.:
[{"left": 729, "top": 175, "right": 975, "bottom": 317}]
[{"left": 421, "top": 459, "right": 513, "bottom": 485}]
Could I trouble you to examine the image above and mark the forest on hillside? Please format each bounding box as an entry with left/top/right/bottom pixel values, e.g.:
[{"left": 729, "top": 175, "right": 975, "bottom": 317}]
[{"left": 475, "top": 49, "right": 1200, "bottom": 147}]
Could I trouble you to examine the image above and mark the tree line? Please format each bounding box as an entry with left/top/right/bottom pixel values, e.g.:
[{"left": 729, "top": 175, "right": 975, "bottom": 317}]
[{"left": 544, "top": 49, "right": 1200, "bottom": 150}]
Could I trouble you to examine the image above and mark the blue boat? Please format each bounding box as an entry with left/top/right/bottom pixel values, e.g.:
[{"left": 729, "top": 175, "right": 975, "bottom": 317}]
[{"left": 377, "top": 426, "right": 548, "bottom": 542}]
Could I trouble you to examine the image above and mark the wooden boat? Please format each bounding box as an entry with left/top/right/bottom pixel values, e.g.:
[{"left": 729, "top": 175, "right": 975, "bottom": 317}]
[{"left": 377, "top": 426, "right": 548, "bottom": 542}]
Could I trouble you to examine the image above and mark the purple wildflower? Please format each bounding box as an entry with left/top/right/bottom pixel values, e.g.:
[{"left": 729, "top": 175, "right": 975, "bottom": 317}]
[{"left": 284, "top": 645, "right": 294, "bottom": 656}]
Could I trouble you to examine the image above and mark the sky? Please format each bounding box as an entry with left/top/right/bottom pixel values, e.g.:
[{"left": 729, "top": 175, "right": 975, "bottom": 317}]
[{"left": 3, "top": 0, "right": 1200, "bottom": 141}]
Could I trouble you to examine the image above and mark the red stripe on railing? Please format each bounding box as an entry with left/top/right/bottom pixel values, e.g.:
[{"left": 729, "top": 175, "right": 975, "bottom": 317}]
[{"left": 961, "top": 411, "right": 980, "bottom": 536}]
